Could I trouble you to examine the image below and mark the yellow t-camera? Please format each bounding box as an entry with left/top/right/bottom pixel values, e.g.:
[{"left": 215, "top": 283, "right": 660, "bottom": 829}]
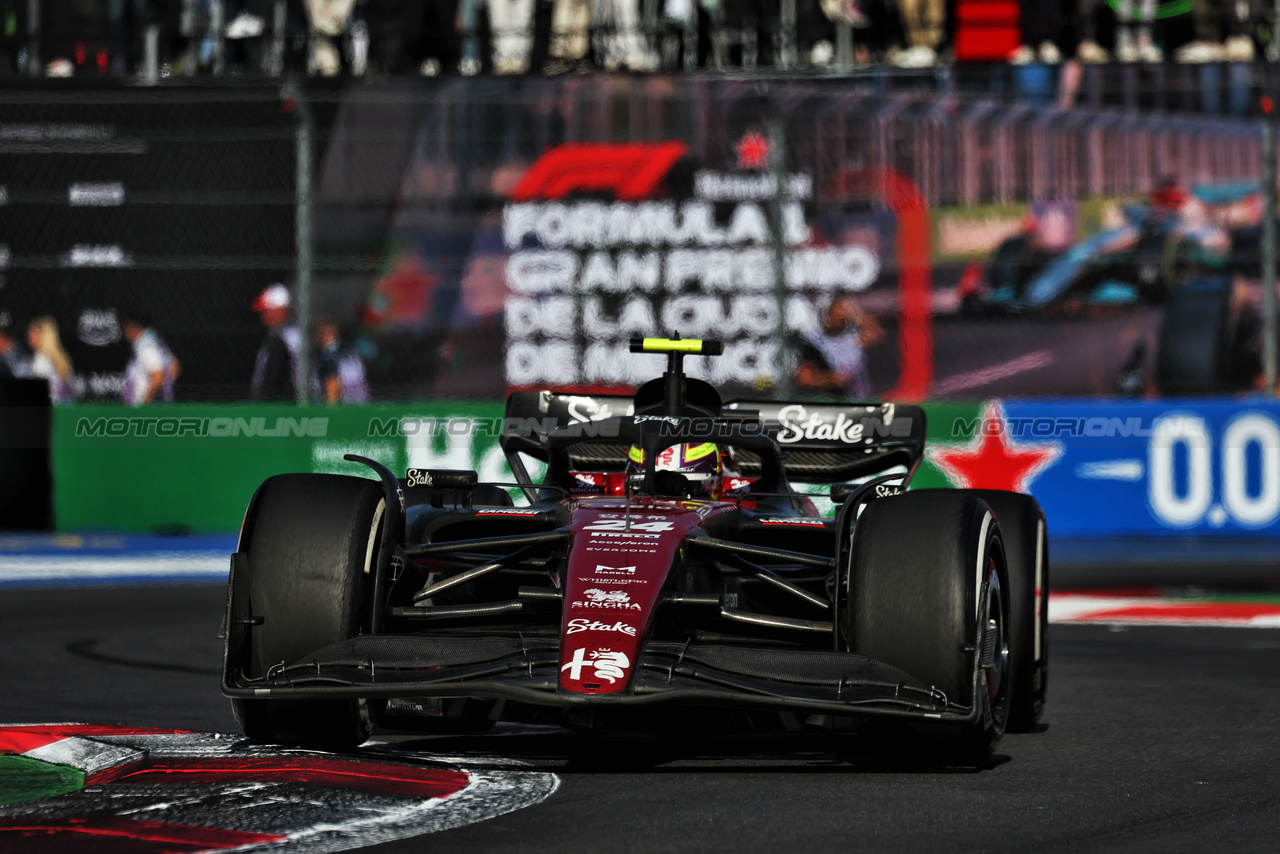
[{"left": 629, "top": 337, "right": 725, "bottom": 356}]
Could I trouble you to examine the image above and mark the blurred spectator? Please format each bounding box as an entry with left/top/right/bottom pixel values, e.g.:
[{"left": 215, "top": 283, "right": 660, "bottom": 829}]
[
  {"left": 222, "top": 0, "right": 266, "bottom": 70},
  {"left": 0, "top": 313, "right": 32, "bottom": 377},
  {"left": 314, "top": 319, "right": 370, "bottom": 404},
  {"left": 106, "top": 0, "right": 150, "bottom": 72},
  {"left": 250, "top": 283, "right": 300, "bottom": 401},
  {"left": 548, "top": 0, "right": 592, "bottom": 70},
  {"left": 44, "top": 0, "right": 109, "bottom": 76},
  {"left": 303, "top": 0, "right": 356, "bottom": 74},
  {"left": 1011, "top": 0, "right": 1061, "bottom": 64},
  {"left": 421, "top": 0, "right": 463, "bottom": 74},
  {"left": 487, "top": 0, "right": 534, "bottom": 72},
  {"left": 365, "top": 0, "right": 423, "bottom": 72},
  {"left": 26, "top": 317, "right": 75, "bottom": 402},
  {"left": 121, "top": 310, "right": 180, "bottom": 404},
  {"left": 795, "top": 294, "right": 883, "bottom": 399},
  {"left": 1115, "top": 0, "right": 1160, "bottom": 63},
  {"left": 1074, "top": 0, "right": 1111, "bottom": 62},
  {"left": 892, "top": 0, "right": 943, "bottom": 66},
  {"left": 457, "top": 0, "right": 489, "bottom": 73},
  {"left": 1176, "top": 0, "right": 1256, "bottom": 62},
  {"left": 594, "top": 0, "right": 654, "bottom": 70}
]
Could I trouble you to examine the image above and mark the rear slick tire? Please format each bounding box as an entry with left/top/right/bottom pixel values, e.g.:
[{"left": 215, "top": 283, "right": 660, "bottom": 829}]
[
  {"left": 850, "top": 490, "right": 1011, "bottom": 766},
  {"left": 230, "top": 473, "right": 386, "bottom": 751}
]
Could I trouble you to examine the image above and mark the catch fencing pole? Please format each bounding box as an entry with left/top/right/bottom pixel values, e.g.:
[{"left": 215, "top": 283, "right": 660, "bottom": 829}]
[
  {"left": 288, "top": 83, "right": 315, "bottom": 404},
  {"left": 768, "top": 85, "right": 793, "bottom": 399},
  {"left": 1263, "top": 106, "right": 1278, "bottom": 393}
]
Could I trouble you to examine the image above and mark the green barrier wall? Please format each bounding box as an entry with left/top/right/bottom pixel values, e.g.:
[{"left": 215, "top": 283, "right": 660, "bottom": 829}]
[{"left": 52, "top": 402, "right": 977, "bottom": 533}]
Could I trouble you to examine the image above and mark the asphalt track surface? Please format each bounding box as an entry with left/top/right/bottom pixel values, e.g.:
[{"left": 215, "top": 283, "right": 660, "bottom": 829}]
[{"left": 5, "top": 582, "right": 1280, "bottom": 853}]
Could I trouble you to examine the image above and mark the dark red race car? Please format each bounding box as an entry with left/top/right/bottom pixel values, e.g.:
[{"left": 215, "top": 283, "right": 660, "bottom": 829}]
[{"left": 222, "top": 339, "right": 1048, "bottom": 765}]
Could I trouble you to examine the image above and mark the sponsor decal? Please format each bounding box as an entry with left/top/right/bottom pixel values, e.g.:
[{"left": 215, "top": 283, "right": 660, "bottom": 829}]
[
  {"left": 734, "top": 130, "right": 772, "bottom": 170},
  {"left": 874, "top": 483, "right": 903, "bottom": 497},
  {"left": 572, "top": 472, "right": 604, "bottom": 494},
  {"left": 776, "top": 404, "right": 866, "bottom": 445},
  {"left": 405, "top": 469, "right": 434, "bottom": 487},
  {"left": 64, "top": 244, "right": 131, "bottom": 267},
  {"left": 584, "top": 545, "right": 658, "bottom": 554},
  {"left": 571, "top": 588, "right": 641, "bottom": 610},
  {"left": 560, "top": 647, "right": 632, "bottom": 683},
  {"left": 68, "top": 182, "right": 125, "bottom": 206},
  {"left": 566, "top": 618, "right": 637, "bottom": 636},
  {"left": 510, "top": 142, "right": 689, "bottom": 201},
  {"left": 589, "top": 531, "right": 662, "bottom": 540},
  {"left": 594, "top": 563, "right": 636, "bottom": 575},
  {"left": 566, "top": 396, "right": 631, "bottom": 423},
  {"left": 758, "top": 517, "right": 826, "bottom": 527},
  {"left": 693, "top": 170, "right": 812, "bottom": 202},
  {"left": 0, "top": 725, "right": 558, "bottom": 852},
  {"left": 591, "top": 513, "right": 672, "bottom": 520},
  {"left": 77, "top": 309, "right": 122, "bottom": 347},
  {"left": 475, "top": 508, "right": 539, "bottom": 516},
  {"left": 576, "top": 576, "right": 647, "bottom": 585},
  {"left": 585, "top": 519, "right": 673, "bottom": 532}
]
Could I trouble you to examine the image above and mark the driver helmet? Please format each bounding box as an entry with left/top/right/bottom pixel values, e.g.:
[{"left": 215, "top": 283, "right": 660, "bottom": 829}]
[{"left": 626, "top": 442, "right": 723, "bottom": 499}]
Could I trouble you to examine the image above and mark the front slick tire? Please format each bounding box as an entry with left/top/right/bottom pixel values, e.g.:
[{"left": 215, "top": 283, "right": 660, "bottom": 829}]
[
  {"left": 969, "top": 490, "right": 1048, "bottom": 733},
  {"left": 850, "top": 491, "right": 1011, "bottom": 767},
  {"left": 231, "top": 473, "right": 385, "bottom": 751}
]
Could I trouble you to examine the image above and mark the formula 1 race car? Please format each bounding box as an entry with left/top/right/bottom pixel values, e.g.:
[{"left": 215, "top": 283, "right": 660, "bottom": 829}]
[{"left": 221, "top": 338, "right": 1048, "bottom": 765}]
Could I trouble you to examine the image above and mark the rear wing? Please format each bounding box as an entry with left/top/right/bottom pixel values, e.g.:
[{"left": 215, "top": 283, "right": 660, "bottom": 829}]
[
  {"left": 500, "top": 391, "right": 925, "bottom": 485},
  {"left": 500, "top": 391, "right": 635, "bottom": 465},
  {"left": 723, "top": 400, "right": 926, "bottom": 484}
]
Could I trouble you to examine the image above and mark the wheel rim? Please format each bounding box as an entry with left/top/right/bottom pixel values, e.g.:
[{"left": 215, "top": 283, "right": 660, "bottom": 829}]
[{"left": 980, "top": 558, "right": 1010, "bottom": 720}]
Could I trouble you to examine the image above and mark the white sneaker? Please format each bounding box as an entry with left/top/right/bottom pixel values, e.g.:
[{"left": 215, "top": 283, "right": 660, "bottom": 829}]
[
  {"left": 1223, "top": 35, "right": 1254, "bottom": 62},
  {"left": 810, "top": 40, "right": 834, "bottom": 66},
  {"left": 1009, "top": 44, "right": 1035, "bottom": 65},
  {"left": 1116, "top": 29, "right": 1137, "bottom": 62},
  {"left": 1137, "top": 42, "right": 1162, "bottom": 63},
  {"left": 1175, "top": 40, "right": 1223, "bottom": 63},
  {"left": 1038, "top": 41, "right": 1061, "bottom": 64},
  {"left": 225, "top": 12, "right": 264, "bottom": 39},
  {"left": 1077, "top": 39, "right": 1109, "bottom": 63},
  {"left": 312, "top": 37, "right": 340, "bottom": 76},
  {"left": 46, "top": 57, "right": 74, "bottom": 77},
  {"left": 889, "top": 45, "right": 936, "bottom": 68}
]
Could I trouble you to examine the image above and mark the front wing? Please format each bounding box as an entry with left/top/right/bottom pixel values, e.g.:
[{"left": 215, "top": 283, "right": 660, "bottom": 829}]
[{"left": 223, "top": 632, "right": 990, "bottom": 726}]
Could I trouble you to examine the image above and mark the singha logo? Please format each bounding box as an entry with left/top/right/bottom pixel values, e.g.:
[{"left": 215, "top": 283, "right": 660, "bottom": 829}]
[{"left": 572, "top": 588, "right": 641, "bottom": 610}]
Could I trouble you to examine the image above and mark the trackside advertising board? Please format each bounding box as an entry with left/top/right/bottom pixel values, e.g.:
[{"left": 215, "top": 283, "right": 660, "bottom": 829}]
[
  {"left": 928, "top": 399, "right": 1280, "bottom": 536},
  {"left": 51, "top": 400, "right": 1280, "bottom": 537}
]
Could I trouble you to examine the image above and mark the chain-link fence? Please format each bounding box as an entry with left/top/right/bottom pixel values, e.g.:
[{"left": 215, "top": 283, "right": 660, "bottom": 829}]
[
  {"left": 0, "top": 86, "right": 297, "bottom": 400},
  {"left": 0, "top": 74, "right": 1273, "bottom": 404}
]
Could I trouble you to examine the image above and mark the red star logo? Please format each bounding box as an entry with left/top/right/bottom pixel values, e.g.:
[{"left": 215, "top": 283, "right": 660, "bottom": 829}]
[
  {"left": 734, "top": 131, "right": 771, "bottom": 170},
  {"left": 927, "top": 402, "right": 1061, "bottom": 493}
]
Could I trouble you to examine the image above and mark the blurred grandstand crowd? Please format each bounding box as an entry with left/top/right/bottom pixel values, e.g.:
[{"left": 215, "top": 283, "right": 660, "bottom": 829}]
[{"left": 0, "top": 0, "right": 1274, "bottom": 78}]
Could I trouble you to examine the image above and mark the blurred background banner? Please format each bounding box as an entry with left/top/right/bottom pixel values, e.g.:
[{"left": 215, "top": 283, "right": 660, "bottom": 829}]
[
  {"left": 925, "top": 399, "right": 1280, "bottom": 536},
  {"left": 1, "top": 76, "right": 1273, "bottom": 404},
  {"left": 49, "top": 397, "right": 1280, "bottom": 538}
]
